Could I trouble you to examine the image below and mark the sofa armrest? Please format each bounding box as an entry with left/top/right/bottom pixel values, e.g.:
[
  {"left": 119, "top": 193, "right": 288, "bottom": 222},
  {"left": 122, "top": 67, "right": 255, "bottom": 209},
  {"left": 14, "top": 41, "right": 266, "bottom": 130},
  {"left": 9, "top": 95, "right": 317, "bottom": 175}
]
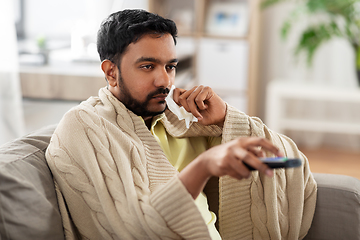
[
  {"left": 304, "top": 173, "right": 360, "bottom": 240},
  {"left": 0, "top": 125, "right": 64, "bottom": 240}
]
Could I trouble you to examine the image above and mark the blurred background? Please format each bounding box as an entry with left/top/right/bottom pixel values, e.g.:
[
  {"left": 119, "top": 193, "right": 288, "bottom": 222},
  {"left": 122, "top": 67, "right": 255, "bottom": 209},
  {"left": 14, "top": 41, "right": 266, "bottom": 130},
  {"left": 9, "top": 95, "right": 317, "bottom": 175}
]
[{"left": 1, "top": 0, "right": 359, "bottom": 178}]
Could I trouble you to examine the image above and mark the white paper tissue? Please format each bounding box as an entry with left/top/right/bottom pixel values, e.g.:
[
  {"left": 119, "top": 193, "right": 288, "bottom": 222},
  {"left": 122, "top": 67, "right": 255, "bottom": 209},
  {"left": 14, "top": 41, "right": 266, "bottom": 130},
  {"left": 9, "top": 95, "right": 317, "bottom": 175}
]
[{"left": 165, "top": 85, "right": 198, "bottom": 128}]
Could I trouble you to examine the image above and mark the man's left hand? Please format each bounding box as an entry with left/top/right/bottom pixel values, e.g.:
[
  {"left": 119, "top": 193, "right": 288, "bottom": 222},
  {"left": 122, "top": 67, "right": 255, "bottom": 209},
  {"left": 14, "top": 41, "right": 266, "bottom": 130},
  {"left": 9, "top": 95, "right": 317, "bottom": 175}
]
[{"left": 173, "top": 85, "right": 226, "bottom": 127}]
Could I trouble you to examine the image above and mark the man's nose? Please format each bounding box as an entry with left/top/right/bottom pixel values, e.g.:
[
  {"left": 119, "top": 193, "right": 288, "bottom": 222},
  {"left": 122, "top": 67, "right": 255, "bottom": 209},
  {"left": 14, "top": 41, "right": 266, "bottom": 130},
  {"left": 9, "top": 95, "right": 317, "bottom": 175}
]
[{"left": 154, "top": 67, "right": 171, "bottom": 88}]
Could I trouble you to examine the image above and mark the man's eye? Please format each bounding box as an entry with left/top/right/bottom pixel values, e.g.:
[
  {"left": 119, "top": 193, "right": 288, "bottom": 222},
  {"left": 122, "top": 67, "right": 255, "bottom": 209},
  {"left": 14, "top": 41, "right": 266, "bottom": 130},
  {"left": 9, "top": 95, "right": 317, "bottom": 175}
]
[
  {"left": 167, "top": 65, "right": 177, "bottom": 70},
  {"left": 141, "top": 65, "right": 153, "bottom": 70}
]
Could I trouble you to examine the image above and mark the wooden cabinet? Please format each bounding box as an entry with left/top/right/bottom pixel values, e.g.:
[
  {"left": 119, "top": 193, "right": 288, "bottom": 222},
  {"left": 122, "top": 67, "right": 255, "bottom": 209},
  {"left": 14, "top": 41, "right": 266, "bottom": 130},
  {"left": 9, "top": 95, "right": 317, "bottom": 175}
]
[
  {"left": 148, "top": 0, "right": 261, "bottom": 116},
  {"left": 20, "top": 62, "right": 106, "bottom": 101}
]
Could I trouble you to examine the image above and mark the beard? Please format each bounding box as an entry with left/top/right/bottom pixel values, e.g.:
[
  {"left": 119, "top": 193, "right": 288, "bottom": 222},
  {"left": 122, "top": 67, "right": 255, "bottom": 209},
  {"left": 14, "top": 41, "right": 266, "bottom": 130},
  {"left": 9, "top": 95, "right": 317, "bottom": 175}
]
[{"left": 117, "top": 75, "right": 170, "bottom": 117}]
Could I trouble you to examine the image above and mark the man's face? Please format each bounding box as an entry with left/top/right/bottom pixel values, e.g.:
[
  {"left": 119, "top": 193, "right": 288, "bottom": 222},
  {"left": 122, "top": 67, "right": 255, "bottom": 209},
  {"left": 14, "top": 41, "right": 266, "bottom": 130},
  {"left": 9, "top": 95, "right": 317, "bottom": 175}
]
[{"left": 112, "top": 33, "right": 177, "bottom": 117}]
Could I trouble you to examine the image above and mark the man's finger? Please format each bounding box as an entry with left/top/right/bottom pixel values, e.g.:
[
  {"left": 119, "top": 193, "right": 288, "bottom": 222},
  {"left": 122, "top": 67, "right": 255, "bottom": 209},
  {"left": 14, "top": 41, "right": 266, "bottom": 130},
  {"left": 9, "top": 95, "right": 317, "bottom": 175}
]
[
  {"left": 239, "top": 137, "right": 283, "bottom": 157},
  {"left": 176, "top": 86, "right": 197, "bottom": 112},
  {"left": 186, "top": 86, "right": 204, "bottom": 117},
  {"left": 228, "top": 148, "right": 252, "bottom": 178},
  {"left": 178, "top": 86, "right": 204, "bottom": 120},
  {"left": 247, "top": 146, "right": 264, "bottom": 158},
  {"left": 194, "top": 86, "right": 212, "bottom": 110},
  {"left": 173, "top": 87, "right": 186, "bottom": 106},
  {"left": 232, "top": 146, "right": 272, "bottom": 177}
]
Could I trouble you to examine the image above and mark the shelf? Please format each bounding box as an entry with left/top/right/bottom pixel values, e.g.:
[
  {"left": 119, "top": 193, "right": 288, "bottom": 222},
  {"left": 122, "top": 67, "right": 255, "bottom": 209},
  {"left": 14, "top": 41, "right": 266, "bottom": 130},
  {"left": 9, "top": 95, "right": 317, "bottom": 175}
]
[
  {"left": 268, "top": 80, "right": 360, "bottom": 102},
  {"left": 280, "top": 119, "right": 360, "bottom": 135},
  {"left": 19, "top": 48, "right": 106, "bottom": 101},
  {"left": 266, "top": 80, "right": 360, "bottom": 136}
]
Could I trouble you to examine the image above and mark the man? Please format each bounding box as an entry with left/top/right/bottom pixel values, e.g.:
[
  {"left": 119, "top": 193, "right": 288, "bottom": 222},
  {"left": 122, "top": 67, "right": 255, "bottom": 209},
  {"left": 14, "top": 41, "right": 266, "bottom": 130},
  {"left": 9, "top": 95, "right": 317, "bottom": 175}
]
[{"left": 46, "top": 9, "right": 317, "bottom": 240}]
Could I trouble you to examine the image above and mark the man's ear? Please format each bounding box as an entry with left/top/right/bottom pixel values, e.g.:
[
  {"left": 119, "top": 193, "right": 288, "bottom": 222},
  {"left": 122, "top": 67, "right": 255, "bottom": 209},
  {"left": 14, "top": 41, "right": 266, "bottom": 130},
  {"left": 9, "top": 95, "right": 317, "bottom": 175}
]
[{"left": 101, "top": 60, "right": 118, "bottom": 87}]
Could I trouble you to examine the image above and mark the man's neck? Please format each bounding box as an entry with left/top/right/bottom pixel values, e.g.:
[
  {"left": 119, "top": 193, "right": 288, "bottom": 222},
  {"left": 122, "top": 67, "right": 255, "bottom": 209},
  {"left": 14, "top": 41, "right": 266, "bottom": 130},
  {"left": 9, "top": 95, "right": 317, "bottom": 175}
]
[{"left": 142, "top": 116, "right": 153, "bottom": 130}]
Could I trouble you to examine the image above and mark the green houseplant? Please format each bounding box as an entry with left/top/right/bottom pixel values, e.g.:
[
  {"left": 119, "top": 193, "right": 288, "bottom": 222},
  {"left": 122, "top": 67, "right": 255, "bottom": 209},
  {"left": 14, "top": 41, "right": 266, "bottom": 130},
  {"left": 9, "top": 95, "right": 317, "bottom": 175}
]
[{"left": 261, "top": 0, "right": 360, "bottom": 86}]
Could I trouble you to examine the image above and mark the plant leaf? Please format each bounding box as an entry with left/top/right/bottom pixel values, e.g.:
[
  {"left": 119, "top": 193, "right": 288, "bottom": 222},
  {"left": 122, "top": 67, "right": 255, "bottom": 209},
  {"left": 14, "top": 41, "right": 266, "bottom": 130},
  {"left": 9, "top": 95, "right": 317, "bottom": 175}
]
[
  {"left": 295, "top": 22, "right": 341, "bottom": 66},
  {"left": 261, "top": 0, "right": 289, "bottom": 9}
]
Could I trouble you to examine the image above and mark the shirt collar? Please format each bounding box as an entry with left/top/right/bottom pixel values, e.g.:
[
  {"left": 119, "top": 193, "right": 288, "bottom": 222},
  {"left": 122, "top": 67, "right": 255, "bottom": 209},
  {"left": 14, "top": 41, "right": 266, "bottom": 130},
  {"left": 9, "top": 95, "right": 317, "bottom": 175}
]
[{"left": 139, "top": 113, "right": 166, "bottom": 131}]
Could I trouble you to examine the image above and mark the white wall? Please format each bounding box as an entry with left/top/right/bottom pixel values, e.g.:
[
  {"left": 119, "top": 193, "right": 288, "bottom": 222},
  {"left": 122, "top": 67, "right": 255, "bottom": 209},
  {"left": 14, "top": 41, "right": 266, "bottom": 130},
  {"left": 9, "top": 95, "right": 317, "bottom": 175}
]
[
  {"left": 25, "top": 0, "right": 87, "bottom": 39},
  {"left": 23, "top": 0, "right": 147, "bottom": 40}
]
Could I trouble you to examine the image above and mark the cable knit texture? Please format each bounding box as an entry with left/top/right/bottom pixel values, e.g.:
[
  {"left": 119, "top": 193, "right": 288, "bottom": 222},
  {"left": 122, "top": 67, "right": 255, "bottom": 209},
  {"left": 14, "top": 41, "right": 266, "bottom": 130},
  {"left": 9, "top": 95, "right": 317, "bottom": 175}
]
[
  {"left": 45, "top": 87, "right": 317, "bottom": 240},
  {"left": 219, "top": 106, "right": 317, "bottom": 240}
]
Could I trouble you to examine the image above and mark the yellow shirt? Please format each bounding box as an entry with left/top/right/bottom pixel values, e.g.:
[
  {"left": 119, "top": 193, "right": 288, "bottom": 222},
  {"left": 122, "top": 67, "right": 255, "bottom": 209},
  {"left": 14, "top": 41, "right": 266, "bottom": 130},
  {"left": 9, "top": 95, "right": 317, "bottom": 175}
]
[{"left": 150, "top": 115, "right": 222, "bottom": 240}]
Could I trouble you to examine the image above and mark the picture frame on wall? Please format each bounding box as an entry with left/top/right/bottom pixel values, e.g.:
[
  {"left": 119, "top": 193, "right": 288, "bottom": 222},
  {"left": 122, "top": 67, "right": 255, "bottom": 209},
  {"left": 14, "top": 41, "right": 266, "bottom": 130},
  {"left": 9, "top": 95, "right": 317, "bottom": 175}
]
[{"left": 205, "top": 1, "right": 249, "bottom": 37}]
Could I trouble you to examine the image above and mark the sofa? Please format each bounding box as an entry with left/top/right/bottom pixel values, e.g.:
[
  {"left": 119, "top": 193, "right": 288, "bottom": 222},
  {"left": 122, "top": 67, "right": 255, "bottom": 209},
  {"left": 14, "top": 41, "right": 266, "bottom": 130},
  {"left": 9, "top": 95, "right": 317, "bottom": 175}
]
[{"left": 0, "top": 125, "right": 359, "bottom": 240}]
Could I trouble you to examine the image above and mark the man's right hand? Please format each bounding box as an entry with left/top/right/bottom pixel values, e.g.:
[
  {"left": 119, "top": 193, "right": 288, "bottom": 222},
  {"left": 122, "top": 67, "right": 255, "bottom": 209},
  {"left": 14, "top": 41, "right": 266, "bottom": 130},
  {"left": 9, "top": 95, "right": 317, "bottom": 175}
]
[
  {"left": 178, "top": 137, "right": 283, "bottom": 199},
  {"left": 172, "top": 85, "right": 227, "bottom": 127}
]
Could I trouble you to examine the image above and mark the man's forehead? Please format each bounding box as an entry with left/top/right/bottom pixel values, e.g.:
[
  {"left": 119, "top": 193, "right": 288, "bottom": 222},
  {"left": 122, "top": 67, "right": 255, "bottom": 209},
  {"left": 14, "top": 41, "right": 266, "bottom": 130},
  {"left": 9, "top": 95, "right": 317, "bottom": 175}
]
[{"left": 123, "top": 34, "right": 177, "bottom": 62}]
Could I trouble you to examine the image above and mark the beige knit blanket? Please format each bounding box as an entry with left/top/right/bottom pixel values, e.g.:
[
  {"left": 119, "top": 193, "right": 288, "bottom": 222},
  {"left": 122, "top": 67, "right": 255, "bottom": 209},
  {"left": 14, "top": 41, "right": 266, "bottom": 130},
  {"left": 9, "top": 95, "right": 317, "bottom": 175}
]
[{"left": 46, "top": 87, "right": 317, "bottom": 239}]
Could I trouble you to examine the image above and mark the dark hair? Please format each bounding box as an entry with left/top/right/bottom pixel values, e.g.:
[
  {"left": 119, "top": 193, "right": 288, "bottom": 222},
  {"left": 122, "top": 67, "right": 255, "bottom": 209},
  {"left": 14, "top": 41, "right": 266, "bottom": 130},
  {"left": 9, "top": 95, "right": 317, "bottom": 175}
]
[{"left": 97, "top": 9, "right": 177, "bottom": 65}]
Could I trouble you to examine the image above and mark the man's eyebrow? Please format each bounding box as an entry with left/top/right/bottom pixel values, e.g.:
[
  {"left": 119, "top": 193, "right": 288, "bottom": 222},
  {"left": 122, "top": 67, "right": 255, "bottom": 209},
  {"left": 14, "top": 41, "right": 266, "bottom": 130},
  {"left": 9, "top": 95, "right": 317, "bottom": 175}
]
[
  {"left": 135, "top": 57, "right": 178, "bottom": 64},
  {"left": 169, "top": 58, "right": 179, "bottom": 64}
]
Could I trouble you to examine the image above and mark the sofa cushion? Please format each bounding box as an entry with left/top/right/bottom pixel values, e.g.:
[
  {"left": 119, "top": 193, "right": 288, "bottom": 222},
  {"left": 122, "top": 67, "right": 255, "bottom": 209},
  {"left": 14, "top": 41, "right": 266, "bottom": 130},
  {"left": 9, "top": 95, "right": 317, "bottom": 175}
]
[
  {"left": 0, "top": 125, "right": 64, "bottom": 240},
  {"left": 305, "top": 173, "right": 360, "bottom": 240}
]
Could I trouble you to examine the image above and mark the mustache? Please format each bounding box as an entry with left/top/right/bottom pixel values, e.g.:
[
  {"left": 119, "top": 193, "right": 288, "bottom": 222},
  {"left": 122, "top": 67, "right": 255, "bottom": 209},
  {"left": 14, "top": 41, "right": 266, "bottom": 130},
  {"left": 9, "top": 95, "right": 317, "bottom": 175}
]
[{"left": 147, "top": 87, "right": 170, "bottom": 98}]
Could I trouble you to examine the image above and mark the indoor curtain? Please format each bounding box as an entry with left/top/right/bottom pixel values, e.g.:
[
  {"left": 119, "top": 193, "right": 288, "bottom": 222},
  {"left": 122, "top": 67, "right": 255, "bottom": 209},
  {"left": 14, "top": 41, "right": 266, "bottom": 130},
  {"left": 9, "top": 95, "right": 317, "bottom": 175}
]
[{"left": 0, "top": 0, "right": 25, "bottom": 146}]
